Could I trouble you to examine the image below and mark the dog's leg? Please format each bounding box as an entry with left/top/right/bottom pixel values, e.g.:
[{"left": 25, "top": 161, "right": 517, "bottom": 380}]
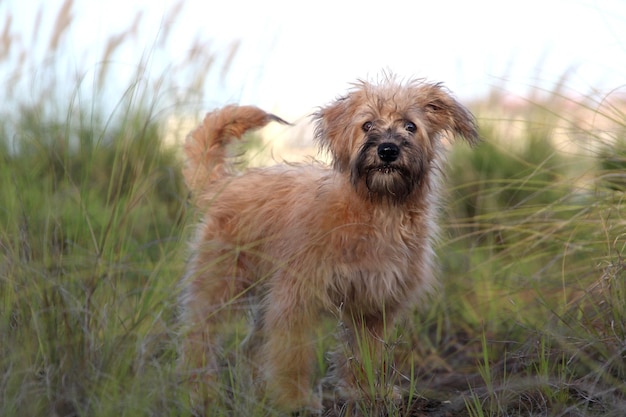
[
  {"left": 329, "top": 310, "right": 401, "bottom": 402},
  {"left": 239, "top": 304, "right": 265, "bottom": 396},
  {"left": 258, "top": 280, "right": 323, "bottom": 413},
  {"left": 179, "top": 246, "right": 251, "bottom": 410}
]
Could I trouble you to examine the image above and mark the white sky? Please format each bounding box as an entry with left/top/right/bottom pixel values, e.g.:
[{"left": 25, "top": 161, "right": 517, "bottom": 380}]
[{"left": 4, "top": 0, "right": 626, "bottom": 119}]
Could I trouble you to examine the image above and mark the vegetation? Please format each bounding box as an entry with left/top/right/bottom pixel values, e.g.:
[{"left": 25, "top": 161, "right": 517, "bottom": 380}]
[{"left": 1, "top": 2, "right": 626, "bottom": 416}]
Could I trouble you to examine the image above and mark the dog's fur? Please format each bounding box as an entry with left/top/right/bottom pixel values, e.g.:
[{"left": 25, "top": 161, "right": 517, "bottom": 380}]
[{"left": 179, "top": 75, "right": 478, "bottom": 413}]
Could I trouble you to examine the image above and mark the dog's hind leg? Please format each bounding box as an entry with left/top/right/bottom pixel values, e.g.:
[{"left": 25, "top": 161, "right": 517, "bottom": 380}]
[{"left": 178, "top": 243, "right": 253, "bottom": 410}]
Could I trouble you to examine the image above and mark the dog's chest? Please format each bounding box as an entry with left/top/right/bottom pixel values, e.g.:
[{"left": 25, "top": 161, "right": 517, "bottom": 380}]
[
  {"left": 323, "top": 217, "right": 423, "bottom": 309},
  {"left": 331, "top": 211, "right": 422, "bottom": 263},
  {"left": 337, "top": 229, "right": 412, "bottom": 264}
]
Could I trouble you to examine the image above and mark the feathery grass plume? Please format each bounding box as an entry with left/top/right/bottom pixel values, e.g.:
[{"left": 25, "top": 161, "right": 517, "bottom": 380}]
[
  {"left": 158, "top": 0, "right": 184, "bottom": 48},
  {"left": 0, "top": 14, "right": 12, "bottom": 62},
  {"left": 97, "top": 13, "right": 142, "bottom": 90},
  {"left": 48, "top": 0, "right": 73, "bottom": 53}
]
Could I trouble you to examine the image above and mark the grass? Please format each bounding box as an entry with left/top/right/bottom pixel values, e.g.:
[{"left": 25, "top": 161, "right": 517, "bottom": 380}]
[{"left": 2, "top": 2, "right": 626, "bottom": 416}]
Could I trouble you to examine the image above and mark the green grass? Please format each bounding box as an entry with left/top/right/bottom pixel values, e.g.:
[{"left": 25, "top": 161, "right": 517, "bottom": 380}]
[
  {"left": 0, "top": 105, "right": 188, "bottom": 416},
  {"left": 2, "top": 2, "right": 626, "bottom": 416}
]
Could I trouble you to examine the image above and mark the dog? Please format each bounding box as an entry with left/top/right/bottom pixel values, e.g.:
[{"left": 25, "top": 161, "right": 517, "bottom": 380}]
[{"left": 178, "top": 75, "right": 478, "bottom": 413}]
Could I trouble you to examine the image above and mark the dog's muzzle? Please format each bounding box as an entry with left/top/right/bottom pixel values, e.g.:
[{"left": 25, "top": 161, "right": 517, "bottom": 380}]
[{"left": 377, "top": 142, "right": 400, "bottom": 163}]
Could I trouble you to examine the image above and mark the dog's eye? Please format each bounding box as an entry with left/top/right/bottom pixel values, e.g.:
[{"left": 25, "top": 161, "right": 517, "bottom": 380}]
[
  {"left": 362, "top": 121, "right": 373, "bottom": 132},
  {"left": 404, "top": 121, "right": 417, "bottom": 133}
]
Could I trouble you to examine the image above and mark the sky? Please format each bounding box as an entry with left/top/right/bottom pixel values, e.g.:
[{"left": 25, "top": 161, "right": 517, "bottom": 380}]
[{"left": 4, "top": 0, "right": 626, "bottom": 119}]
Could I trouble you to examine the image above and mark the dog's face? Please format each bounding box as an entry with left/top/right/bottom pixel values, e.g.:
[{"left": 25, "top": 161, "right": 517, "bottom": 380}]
[{"left": 314, "top": 78, "right": 478, "bottom": 203}]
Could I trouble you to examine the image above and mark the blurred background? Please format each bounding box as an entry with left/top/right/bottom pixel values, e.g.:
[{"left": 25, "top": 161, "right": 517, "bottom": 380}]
[
  {"left": 4, "top": 0, "right": 626, "bottom": 114},
  {"left": 4, "top": 0, "right": 625, "bottom": 157}
]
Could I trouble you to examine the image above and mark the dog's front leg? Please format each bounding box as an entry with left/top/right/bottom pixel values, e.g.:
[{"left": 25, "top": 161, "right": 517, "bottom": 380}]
[
  {"left": 258, "top": 282, "right": 322, "bottom": 413},
  {"left": 330, "top": 310, "right": 401, "bottom": 403}
]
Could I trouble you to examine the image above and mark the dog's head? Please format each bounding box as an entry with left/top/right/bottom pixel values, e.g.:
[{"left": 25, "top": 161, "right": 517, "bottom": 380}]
[{"left": 314, "top": 76, "right": 478, "bottom": 203}]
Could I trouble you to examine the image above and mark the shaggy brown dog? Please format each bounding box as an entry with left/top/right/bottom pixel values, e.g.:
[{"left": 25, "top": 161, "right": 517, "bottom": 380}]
[{"left": 179, "top": 75, "right": 478, "bottom": 413}]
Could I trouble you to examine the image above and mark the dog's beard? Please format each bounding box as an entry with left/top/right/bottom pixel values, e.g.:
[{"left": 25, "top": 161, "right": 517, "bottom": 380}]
[
  {"left": 364, "top": 166, "right": 415, "bottom": 201},
  {"left": 351, "top": 138, "right": 425, "bottom": 203}
]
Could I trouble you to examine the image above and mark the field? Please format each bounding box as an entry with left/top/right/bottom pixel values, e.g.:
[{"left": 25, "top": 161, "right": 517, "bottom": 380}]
[{"left": 1, "top": 3, "right": 626, "bottom": 416}]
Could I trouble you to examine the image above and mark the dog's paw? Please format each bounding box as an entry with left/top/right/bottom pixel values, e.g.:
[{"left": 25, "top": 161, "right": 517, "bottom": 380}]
[
  {"left": 288, "top": 396, "right": 323, "bottom": 416},
  {"left": 390, "top": 384, "right": 403, "bottom": 401}
]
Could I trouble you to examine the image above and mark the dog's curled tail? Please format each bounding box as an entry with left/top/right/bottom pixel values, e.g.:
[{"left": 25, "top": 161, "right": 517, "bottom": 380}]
[{"left": 183, "top": 105, "right": 290, "bottom": 193}]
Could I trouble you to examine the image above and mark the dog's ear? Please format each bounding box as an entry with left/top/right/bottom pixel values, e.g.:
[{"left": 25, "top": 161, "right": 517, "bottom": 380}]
[
  {"left": 421, "top": 84, "right": 480, "bottom": 146},
  {"left": 313, "top": 96, "right": 358, "bottom": 172}
]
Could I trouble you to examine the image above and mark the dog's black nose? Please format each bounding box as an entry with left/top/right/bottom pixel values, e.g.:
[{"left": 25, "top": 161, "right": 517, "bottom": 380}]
[{"left": 377, "top": 143, "right": 400, "bottom": 163}]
